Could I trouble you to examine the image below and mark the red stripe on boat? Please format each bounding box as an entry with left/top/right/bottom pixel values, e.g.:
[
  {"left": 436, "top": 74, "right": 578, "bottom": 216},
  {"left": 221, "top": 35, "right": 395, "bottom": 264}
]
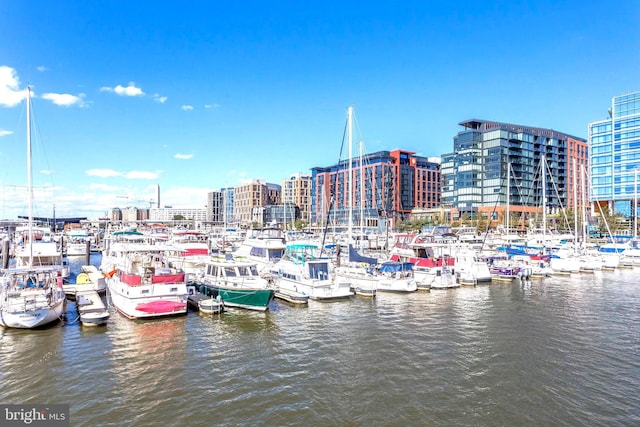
[
  {"left": 136, "top": 301, "right": 186, "bottom": 314},
  {"left": 184, "top": 248, "right": 209, "bottom": 256}
]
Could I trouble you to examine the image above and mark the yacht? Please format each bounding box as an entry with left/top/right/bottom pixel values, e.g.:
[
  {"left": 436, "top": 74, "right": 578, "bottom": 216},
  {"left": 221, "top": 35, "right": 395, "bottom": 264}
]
[{"left": 269, "top": 243, "right": 353, "bottom": 301}]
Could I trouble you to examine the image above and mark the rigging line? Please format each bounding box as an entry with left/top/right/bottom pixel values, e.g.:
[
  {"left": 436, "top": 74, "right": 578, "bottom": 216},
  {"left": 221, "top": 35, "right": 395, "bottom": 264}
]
[
  {"left": 26, "top": 93, "right": 58, "bottom": 218},
  {"left": 320, "top": 111, "right": 349, "bottom": 258},
  {"left": 541, "top": 156, "right": 571, "bottom": 231},
  {"left": 480, "top": 167, "right": 508, "bottom": 252},
  {"left": 511, "top": 165, "right": 527, "bottom": 229}
]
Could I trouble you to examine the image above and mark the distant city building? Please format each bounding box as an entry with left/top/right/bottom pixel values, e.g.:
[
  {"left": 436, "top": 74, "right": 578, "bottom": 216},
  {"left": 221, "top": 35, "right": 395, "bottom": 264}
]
[
  {"left": 110, "top": 208, "right": 122, "bottom": 222},
  {"left": 441, "top": 119, "right": 588, "bottom": 227},
  {"left": 149, "top": 207, "right": 207, "bottom": 222},
  {"left": 311, "top": 149, "right": 441, "bottom": 228},
  {"left": 233, "top": 179, "right": 280, "bottom": 226},
  {"left": 118, "top": 207, "right": 149, "bottom": 222},
  {"left": 207, "top": 191, "right": 224, "bottom": 223},
  {"left": 282, "top": 173, "right": 312, "bottom": 224},
  {"left": 222, "top": 187, "right": 235, "bottom": 225},
  {"left": 263, "top": 203, "right": 300, "bottom": 228},
  {"left": 589, "top": 91, "right": 640, "bottom": 218},
  {"left": 266, "top": 182, "right": 282, "bottom": 205}
]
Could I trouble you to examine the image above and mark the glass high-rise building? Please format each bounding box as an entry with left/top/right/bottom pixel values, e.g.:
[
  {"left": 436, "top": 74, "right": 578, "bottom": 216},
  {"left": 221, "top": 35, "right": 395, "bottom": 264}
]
[
  {"left": 441, "top": 119, "right": 588, "bottom": 227},
  {"left": 589, "top": 91, "right": 640, "bottom": 218}
]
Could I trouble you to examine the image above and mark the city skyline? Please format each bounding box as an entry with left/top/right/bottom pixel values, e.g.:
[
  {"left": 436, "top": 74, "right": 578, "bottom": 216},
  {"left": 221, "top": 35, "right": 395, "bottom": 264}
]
[{"left": 1, "top": 1, "right": 638, "bottom": 219}]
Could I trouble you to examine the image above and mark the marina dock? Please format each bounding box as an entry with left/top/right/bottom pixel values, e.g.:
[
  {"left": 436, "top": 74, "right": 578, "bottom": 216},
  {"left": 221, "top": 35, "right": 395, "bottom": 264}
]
[{"left": 187, "top": 285, "right": 224, "bottom": 314}]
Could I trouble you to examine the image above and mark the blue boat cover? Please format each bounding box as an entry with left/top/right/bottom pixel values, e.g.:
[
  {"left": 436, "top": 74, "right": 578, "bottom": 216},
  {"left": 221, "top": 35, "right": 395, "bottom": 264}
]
[
  {"left": 378, "top": 261, "right": 414, "bottom": 272},
  {"left": 348, "top": 244, "right": 378, "bottom": 265}
]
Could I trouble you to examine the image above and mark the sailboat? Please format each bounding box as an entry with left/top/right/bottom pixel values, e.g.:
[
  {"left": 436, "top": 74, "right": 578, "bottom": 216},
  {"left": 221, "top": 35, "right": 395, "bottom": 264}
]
[
  {"left": 0, "top": 87, "right": 67, "bottom": 329},
  {"left": 333, "top": 107, "right": 417, "bottom": 294},
  {"left": 334, "top": 106, "right": 379, "bottom": 297}
]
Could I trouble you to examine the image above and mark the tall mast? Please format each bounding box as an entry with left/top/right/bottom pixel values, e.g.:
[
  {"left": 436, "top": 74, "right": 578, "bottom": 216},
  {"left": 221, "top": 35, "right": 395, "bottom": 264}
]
[
  {"left": 359, "top": 138, "right": 365, "bottom": 243},
  {"left": 580, "top": 164, "right": 587, "bottom": 248},
  {"left": 347, "top": 106, "right": 353, "bottom": 242},
  {"left": 573, "top": 158, "right": 578, "bottom": 245},
  {"left": 506, "top": 163, "right": 510, "bottom": 234},
  {"left": 542, "top": 155, "right": 546, "bottom": 243},
  {"left": 26, "top": 86, "right": 34, "bottom": 266}
]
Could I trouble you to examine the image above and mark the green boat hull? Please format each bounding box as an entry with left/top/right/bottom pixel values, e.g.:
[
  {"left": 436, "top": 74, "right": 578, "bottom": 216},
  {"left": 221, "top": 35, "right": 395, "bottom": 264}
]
[{"left": 217, "top": 287, "right": 275, "bottom": 311}]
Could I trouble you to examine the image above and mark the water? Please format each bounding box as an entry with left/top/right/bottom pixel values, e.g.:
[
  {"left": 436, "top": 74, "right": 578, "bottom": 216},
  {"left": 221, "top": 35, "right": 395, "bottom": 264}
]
[{"left": 1, "top": 256, "right": 639, "bottom": 426}]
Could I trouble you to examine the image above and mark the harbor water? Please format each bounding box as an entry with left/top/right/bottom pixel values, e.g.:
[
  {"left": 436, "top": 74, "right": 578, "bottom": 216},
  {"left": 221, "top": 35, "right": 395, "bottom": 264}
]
[{"left": 1, "top": 255, "right": 639, "bottom": 426}]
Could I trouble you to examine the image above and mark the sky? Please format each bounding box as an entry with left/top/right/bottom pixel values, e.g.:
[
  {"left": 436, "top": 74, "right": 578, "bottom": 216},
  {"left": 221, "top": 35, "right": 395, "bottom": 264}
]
[{"left": 0, "top": 1, "right": 638, "bottom": 220}]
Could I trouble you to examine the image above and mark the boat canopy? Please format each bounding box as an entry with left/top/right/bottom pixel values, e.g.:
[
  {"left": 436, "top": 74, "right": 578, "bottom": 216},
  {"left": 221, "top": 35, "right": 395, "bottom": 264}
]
[
  {"left": 378, "top": 261, "right": 413, "bottom": 273},
  {"left": 348, "top": 244, "right": 377, "bottom": 265}
]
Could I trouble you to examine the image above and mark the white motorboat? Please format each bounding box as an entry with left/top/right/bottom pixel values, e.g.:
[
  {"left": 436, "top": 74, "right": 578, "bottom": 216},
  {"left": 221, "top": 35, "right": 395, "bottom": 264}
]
[{"left": 270, "top": 243, "right": 353, "bottom": 301}]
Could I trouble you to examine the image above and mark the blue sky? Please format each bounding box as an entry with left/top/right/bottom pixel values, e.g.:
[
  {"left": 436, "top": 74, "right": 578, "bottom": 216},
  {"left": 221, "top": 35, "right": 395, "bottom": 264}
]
[{"left": 0, "top": 0, "right": 638, "bottom": 220}]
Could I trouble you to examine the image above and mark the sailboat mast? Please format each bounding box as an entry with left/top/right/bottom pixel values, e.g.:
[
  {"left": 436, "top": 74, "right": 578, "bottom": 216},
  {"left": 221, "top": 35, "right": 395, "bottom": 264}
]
[
  {"left": 580, "top": 164, "right": 587, "bottom": 248},
  {"left": 26, "top": 86, "right": 34, "bottom": 266},
  {"left": 542, "top": 155, "right": 546, "bottom": 243},
  {"left": 506, "top": 163, "right": 510, "bottom": 234},
  {"left": 573, "top": 158, "right": 578, "bottom": 245},
  {"left": 359, "top": 139, "right": 365, "bottom": 243},
  {"left": 347, "top": 106, "right": 353, "bottom": 242}
]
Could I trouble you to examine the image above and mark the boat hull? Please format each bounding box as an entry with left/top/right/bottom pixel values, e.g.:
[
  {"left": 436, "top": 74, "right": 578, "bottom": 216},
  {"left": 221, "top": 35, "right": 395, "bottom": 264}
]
[
  {"left": 215, "top": 286, "right": 274, "bottom": 311},
  {"left": 80, "top": 310, "right": 109, "bottom": 326},
  {"left": 0, "top": 297, "right": 65, "bottom": 329},
  {"left": 108, "top": 282, "right": 187, "bottom": 319},
  {"left": 274, "top": 289, "right": 309, "bottom": 304},
  {"left": 276, "top": 277, "right": 353, "bottom": 301},
  {"left": 198, "top": 298, "right": 224, "bottom": 314}
]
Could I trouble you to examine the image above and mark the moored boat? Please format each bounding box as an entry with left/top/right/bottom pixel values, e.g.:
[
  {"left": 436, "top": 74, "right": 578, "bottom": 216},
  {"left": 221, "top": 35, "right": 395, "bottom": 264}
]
[
  {"left": 75, "top": 286, "right": 109, "bottom": 327},
  {"left": 270, "top": 243, "right": 353, "bottom": 301},
  {"left": 0, "top": 88, "right": 67, "bottom": 329},
  {"left": 198, "top": 256, "right": 275, "bottom": 311},
  {"left": 103, "top": 243, "right": 189, "bottom": 319},
  {"left": 198, "top": 296, "right": 224, "bottom": 314},
  {"left": 0, "top": 266, "right": 67, "bottom": 328}
]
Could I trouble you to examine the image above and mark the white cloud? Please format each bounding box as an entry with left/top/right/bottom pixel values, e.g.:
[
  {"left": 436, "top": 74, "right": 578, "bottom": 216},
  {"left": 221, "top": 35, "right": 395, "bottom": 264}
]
[
  {"left": 86, "top": 168, "right": 122, "bottom": 178},
  {"left": 153, "top": 94, "right": 167, "bottom": 103},
  {"left": 101, "top": 82, "right": 144, "bottom": 96},
  {"left": 37, "top": 66, "right": 47, "bottom": 72},
  {"left": 89, "top": 183, "right": 121, "bottom": 191},
  {"left": 160, "top": 186, "right": 210, "bottom": 208},
  {"left": 41, "top": 92, "right": 87, "bottom": 107},
  {"left": 181, "top": 105, "right": 193, "bottom": 111},
  {"left": 174, "top": 153, "right": 193, "bottom": 160},
  {"left": 40, "top": 169, "right": 54, "bottom": 175},
  {"left": 0, "top": 129, "right": 13, "bottom": 137},
  {"left": 125, "top": 170, "right": 162, "bottom": 180},
  {"left": 0, "top": 66, "right": 26, "bottom": 107},
  {"left": 204, "top": 103, "right": 220, "bottom": 109},
  {"left": 86, "top": 168, "right": 162, "bottom": 180}
]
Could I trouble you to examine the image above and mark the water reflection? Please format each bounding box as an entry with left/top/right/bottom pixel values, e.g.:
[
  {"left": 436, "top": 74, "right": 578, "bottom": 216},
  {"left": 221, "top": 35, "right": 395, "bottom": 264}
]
[
  {"left": 0, "top": 326, "right": 64, "bottom": 402},
  {"left": 2, "top": 259, "right": 639, "bottom": 425}
]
